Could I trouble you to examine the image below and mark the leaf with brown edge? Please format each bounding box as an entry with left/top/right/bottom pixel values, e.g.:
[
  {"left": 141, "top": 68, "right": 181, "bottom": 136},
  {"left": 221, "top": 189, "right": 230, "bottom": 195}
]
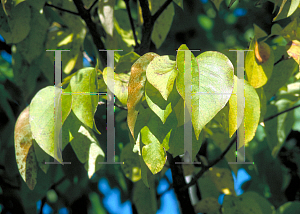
[
  {"left": 255, "top": 40, "right": 271, "bottom": 64},
  {"left": 14, "top": 106, "right": 37, "bottom": 190},
  {"left": 127, "top": 53, "right": 159, "bottom": 139}
]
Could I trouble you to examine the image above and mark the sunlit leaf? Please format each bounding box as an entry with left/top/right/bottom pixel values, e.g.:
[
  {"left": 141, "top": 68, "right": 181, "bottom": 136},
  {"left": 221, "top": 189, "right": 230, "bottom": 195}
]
[
  {"left": 228, "top": 76, "right": 260, "bottom": 147},
  {"left": 70, "top": 67, "right": 100, "bottom": 134},
  {"left": 98, "top": 0, "right": 115, "bottom": 37},
  {"left": 206, "top": 167, "right": 235, "bottom": 195},
  {"left": 29, "top": 86, "right": 72, "bottom": 162},
  {"left": 176, "top": 45, "right": 234, "bottom": 140},
  {"left": 14, "top": 106, "right": 37, "bottom": 190}
]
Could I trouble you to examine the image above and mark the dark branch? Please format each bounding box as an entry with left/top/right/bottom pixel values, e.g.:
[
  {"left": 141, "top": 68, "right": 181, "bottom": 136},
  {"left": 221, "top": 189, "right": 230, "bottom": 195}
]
[
  {"left": 264, "top": 104, "right": 300, "bottom": 122},
  {"left": 167, "top": 152, "right": 196, "bottom": 214},
  {"left": 180, "top": 135, "right": 237, "bottom": 192},
  {"left": 45, "top": 3, "right": 80, "bottom": 16},
  {"left": 73, "top": 0, "right": 107, "bottom": 68},
  {"left": 152, "top": 0, "right": 173, "bottom": 22},
  {"left": 124, "top": 0, "right": 139, "bottom": 48},
  {"left": 135, "top": 0, "right": 153, "bottom": 55},
  {"left": 88, "top": 0, "right": 98, "bottom": 12}
]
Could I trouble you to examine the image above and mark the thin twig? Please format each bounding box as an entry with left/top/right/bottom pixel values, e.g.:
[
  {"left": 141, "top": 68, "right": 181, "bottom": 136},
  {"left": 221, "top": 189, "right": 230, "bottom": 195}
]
[
  {"left": 88, "top": 0, "right": 98, "bottom": 12},
  {"left": 45, "top": 2, "right": 80, "bottom": 16},
  {"left": 124, "top": 0, "right": 139, "bottom": 48},
  {"left": 264, "top": 104, "right": 300, "bottom": 122},
  {"left": 73, "top": 0, "right": 107, "bottom": 68},
  {"left": 152, "top": 0, "right": 173, "bottom": 22},
  {"left": 180, "top": 135, "right": 237, "bottom": 192}
]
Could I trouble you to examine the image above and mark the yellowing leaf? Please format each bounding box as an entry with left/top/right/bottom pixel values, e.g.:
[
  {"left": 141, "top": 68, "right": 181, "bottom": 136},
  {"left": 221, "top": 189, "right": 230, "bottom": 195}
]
[
  {"left": 245, "top": 38, "right": 274, "bottom": 88},
  {"left": 255, "top": 40, "right": 271, "bottom": 63},
  {"left": 287, "top": 40, "right": 300, "bottom": 69},
  {"left": 228, "top": 76, "right": 260, "bottom": 147},
  {"left": 14, "top": 106, "right": 37, "bottom": 190},
  {"left": 127, "top": 53, "right": 159, "bottom": 139}
]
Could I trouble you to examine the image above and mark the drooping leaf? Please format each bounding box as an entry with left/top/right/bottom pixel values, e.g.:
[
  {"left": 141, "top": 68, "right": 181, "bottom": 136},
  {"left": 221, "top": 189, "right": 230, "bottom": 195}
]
[
  {"left": 120, "top": 143, "right": 142, "bottom": 182},
  {"left": 176, "top": 44, "right": 234, "bottom": 140},
  {"left": 127, "top": 53, "right": 159, "bottom": 139},
  {"left": 98, "top": 0, "right": 115, "bottom": 37},
  {"left": 70, "top": 67, "right": 100, "bottom": 134},
  {"left": 146, "top": 55, "right": 177, "bottom": 100},
  {"left": 14, "top": 106, "right": 37, "bottom": 190},
  {"left": 273, "top": 0, "right": 300, "bottom": 21},
  {"left": 141, "top": 126, "right": 166, "bottom": 174},
  {"left": 228, "top": 76, "right": 260, "bottom": 147},
  {"left": 245, "top": 37, "right": 274, "bottom": 88},
  {"left": 29, "top": 86, "right": 72, "bottom": 162}
]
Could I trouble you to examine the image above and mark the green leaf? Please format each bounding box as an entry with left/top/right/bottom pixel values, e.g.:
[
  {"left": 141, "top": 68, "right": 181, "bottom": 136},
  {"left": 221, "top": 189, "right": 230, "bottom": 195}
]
[
  {"left": 228, "top": 76, "right": 260, "bottom": 147},
  {"left": 273, "top": 0, "right": 300, "bottom": 21},
  {"left": 98, "top": 0, "right": 115, "bottom": 37},
  {"left": 17, "top": 9, "right": 49, "bottom": 63},
  {"left": 176, "top": 45, "right": 234, "bottom": 140},
  {"left": 254, "top": 23, "right": 268, "bottom": 39},
  {"left": 206, "top": 167, "right": 235, "bottom": 195},
  {"left": 264, "top": 47, "right": 298, "bottom": 100},
  {"left": 127, "top": 53, "right": 159, "bottom": 139},
  {"left": 14, "top": 106, "right": 37, "bottom": 190},
  {"left": 146, "top": 55, "right": 177, "bottom": 100},
  {"left": 276, "top": 201, "right": 300, "bottom": 214},
  {"left": 120, "top": 143, "right": 142, "bottom": 182},
  {"left": 70, "top": 67, "right": 100, "bottom": 134},
  {"left": 141, "top": 126, "right": 166, "bottom": 174},
  {"left": 194, "top": 197, "right": 220, "bottom": 213},
  {"left": 222, "top": 191, "right": 275, "bottom": 214},
  {"left": 133, "top": 179, "right": 157, "bottom": 214},
  {"left": 0, "top": 1, "right": 31, "bottom": 44},
  {"left": 245, "top": 38, "right": 274, "bottom": 88},
  {"left": 103, "top": 67, "right": 130, "bottom": 106},
  {"left": 66, "top": 111, "right": 105, "bottom": 178},
  {"left": 115, "top": 52, "right": 140, "bottom": 74},
  {"left": 264, "top": 98, "right": 295, "bottom": 157},
  {"left": 29, "top": 86, "right": 72, "bottom": 162},
  {"left": 150, "top": 0, "right": 175, "bottom": 49}
]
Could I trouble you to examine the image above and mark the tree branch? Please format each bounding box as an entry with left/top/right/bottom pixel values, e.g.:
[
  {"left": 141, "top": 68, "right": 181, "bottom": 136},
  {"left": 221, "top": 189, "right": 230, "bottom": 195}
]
[
  {"left": 124, "top": 0, "right": 139, "bottom": 48},
  {"left": 45, "top": 2, "right": 80, "bottom": 16},
  {"left": 73, "top": 0, "right": 107, "bottom": 68},
  {"left": 87, "top": 0, "right": 98, "bottom": 12},
  {"left": 264, "top": 104, "right": 300, "bottom": 122},
  {"left": 167, "top": 152, "right": 196, "bottom": 214},
  {"left": 135, "top": 0, "right": 153, "bottom": 55},
  {"left": 180, "top": 135, "right": 237, "bottom": 192},
  {"left": 152, "top": 0, "right": 173, "bottom": 22}
]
